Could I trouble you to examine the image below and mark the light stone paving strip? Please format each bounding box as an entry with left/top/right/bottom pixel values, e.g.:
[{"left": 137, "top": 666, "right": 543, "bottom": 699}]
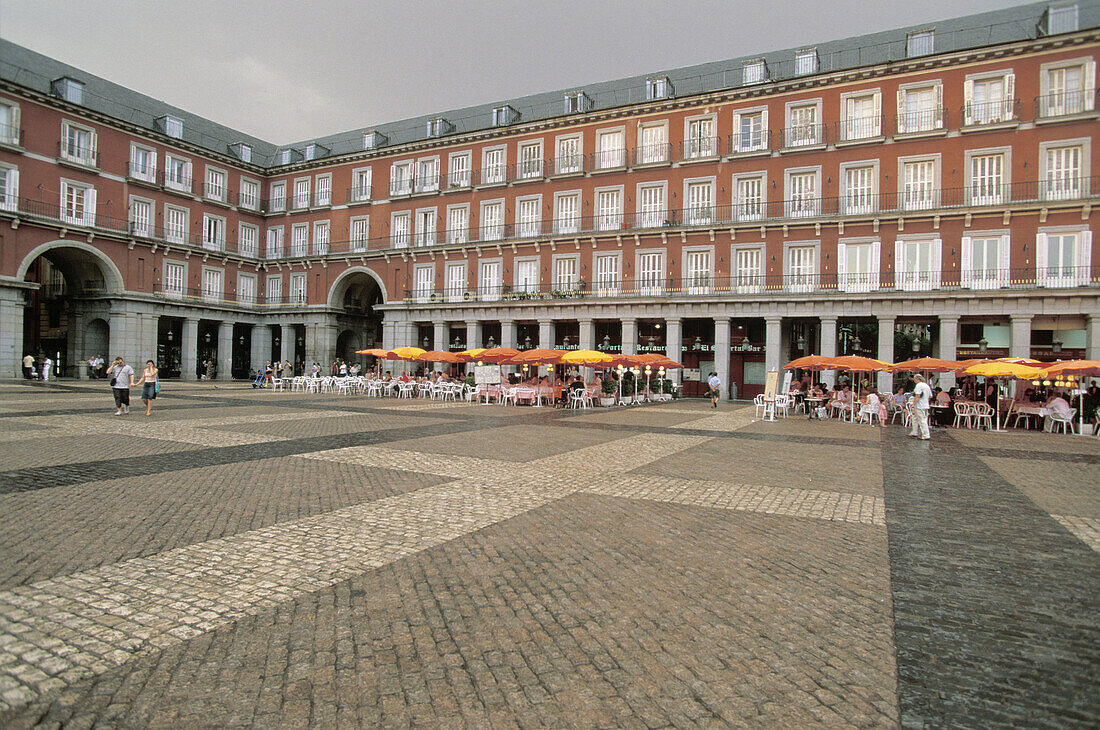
[{"left": 1052, "top": 514, "right": 1100, "bottom": 553}]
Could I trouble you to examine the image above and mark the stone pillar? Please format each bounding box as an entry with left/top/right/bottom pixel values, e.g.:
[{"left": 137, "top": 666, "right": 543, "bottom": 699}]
[
  {"left": 1087, "top": 314, "right": 1100, "bottom": 361},
  {"left": 285, "top": 325, "right": 298, "bottom": 372},
  {"left": 666, "top": 318, "right": 683, "bottom": 387},
  {"left": 500, "top": 320, "right": 516, "bottom": 349},
  {"left": 432, "top": 321, "right": 447, "bottom": 352},
  {"left": 578, "top": 319, "right": 595, "bottom": 352},
  {"left": 820, "top": 315, "right": 838, "bottom": 388},
  {"left": 182, "top": 318, "right": 199, "bottom": 380},
  {"left": 381, "top": 319, "right": 396, "bottom": 351},
  {"left": 140, "top": 313, "right": 158, "bottom": 369},
  {"left": 938, "top": 315, "right": 959, "bottom": 389},
  {"left": 320, "top": 323, "right": 338, "bottom": 365},
  {"left": 538, "top": 320, "right": 553, "bottom": 350},
  {"left": 1010, "top": 314, "right": 1032, "bottom": 360},
  {"left": 764, "top": 317, "right": 782, "bottom": 373},
  {"left": 715, "top": 317, "right": 731, "bottom": 400},
  {"left": 251, "top": 324, "right": 270, "bottom": 372},
  {"left": 621, "top": 318, "right": 638, "bottom": 356},
  {"left": 876, "top": 315, "right": 895, "bottom": 392},
  {"left": 0, "top": 286, "right": 24, "bottom": 379},
  {"left": 465, "top": 321, "right": 481, "bottom": 352},
  {"left": 217, "top": 321, "right": 233, "bottom": 380}
]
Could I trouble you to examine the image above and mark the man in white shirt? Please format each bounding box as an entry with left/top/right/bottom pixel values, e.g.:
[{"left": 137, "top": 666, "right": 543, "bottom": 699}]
[
  {"left": 707, "top": 372, "right": 721, "bottom": 408},
  {"left": 908, "top": 374, "right": 933, "bottom": 440}
]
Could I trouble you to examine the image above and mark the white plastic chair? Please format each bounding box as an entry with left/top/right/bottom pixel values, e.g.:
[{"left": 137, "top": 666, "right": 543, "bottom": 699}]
[
  {"left": 973, "top": 402, "right": 994, "bottom": 430},
  {"left": 569, "top": 389, "right": 589, "bottom": 409},
  {"left": 774, "top": 394, "right": 790, "bottom": 418},
  {"left": 500, "top": 387, "right": 517, "bottom": 406},
  {"left": 271, "top": 377, "right": 284, "bottom": 392},
  {"left": 857, "top": 403, "right": 881, "bottom": 426},
  {"left": 953, "top": 402, "right": 973, "bottom": 429},
  {"left": 753, "top": 394, "right": 766, "bottom": 418},
  {"left": 1048, "top": 408, "right": 1076, "bottom": 434},
  {"left": 397, "top": 382, "right": 415, "bottom": 399},
  {"left": 366, "top": 380, "right": 383, "bottom": 398}
]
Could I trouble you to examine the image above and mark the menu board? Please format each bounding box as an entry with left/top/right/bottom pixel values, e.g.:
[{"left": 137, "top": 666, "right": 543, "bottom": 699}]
[
  {"left": 763, "top": 370, "right": 780, "bottom": 400},
  {"left": 474, "top": 365, "right": 501, "bottom": 385}
]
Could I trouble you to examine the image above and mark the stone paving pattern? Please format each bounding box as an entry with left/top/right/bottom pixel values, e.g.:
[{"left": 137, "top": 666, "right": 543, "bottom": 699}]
[{"left": 0, "top": 381, "right": 1096, "bottom": 728}]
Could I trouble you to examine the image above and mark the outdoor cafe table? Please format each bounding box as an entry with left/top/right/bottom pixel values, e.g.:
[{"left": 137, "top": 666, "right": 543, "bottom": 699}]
[
  {"left": 804, "top": 396, "right": 825, "bottom": 419},
  {"left": 1015, "top": 404, "right": 1051, "bottom": 429}
]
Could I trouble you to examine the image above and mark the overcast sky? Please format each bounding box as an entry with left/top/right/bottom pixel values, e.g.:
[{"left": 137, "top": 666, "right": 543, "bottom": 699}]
[{"left": 2, "top": 0, "right": 1026, "bottom": 144}]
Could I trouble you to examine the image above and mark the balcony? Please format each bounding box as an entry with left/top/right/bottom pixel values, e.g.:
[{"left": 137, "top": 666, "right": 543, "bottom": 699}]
[
  {"left": 126, "top": 162, "right": 158, "bottom": 185},
  {"left": 834, "top": 115, "right": 884, "bottom": 143},
  {"left": 476, "top": 166, "right": 507, "bottom": 187},
  {"left": 548, "top": 154, "right": 586, "bottom": 177},
  {"left": 262, "top": 196, "right": 286, "bottom": 214},
  {"left": 0, "top": 122, "right": 23, "bottom": 148},
  {"left": 389, "top": 179, "right": 413, "bottom": 198},
  {"left": 632, "top": 143, "right": 671, "bottom": 166},
  {"left": 414, "top": 174, "right": 440, "bottom": 194},
  {"left": 781, "top": 123, "right": 825, "bottom": 149},
  {"left": 1035, "top": 90, "right": 1098, "bottom": 120},
  {"left": 164, "top": 174, "right": 194, "bottom": 196},
  {"left": 203, "top": 182, "right": 230, "bottom": 205},
  {"left": 446, "top": 170, "right": 471, "bottom": 189},
  {"left": 515, "top": 159, "right": 545, "bottom": 181},
  {"left": 313, "top": 190, "right": 332, "bottom": 207},
  {"left": 346, "top": 185, "right": 372, "bottom": 204},
  {"left": 727, "top": 130, "right": 770, "bottom": 155},
  {"left": 962, "top": 98, "right": 1019, "bottom": 127},
  {"left": 592, "top": 148, "right": 628, "bottom": 171},
  {"left": 894, "top": 108, "right": 949, "bottom": 136},
  {"left": 58, "top": 141, "right": 97, "bottom": 169},
  {"left": 679, "top": 137, "right": 720, "bottom": 161}
]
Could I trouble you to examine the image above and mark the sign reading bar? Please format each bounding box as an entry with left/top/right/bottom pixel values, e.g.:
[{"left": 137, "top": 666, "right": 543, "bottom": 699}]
[{"left": 474, "top": 365, "right": 501, "bottom": 385}]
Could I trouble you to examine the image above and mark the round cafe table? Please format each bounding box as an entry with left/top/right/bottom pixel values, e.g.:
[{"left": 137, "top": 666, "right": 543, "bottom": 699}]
[{"left": 804, "top": 397, "right": 825, "bottom": 419}]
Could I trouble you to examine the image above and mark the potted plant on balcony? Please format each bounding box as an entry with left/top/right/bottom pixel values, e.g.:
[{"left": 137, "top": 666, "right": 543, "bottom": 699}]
[{"left": 600, "top": 378, "right": 617, "bottom": 407}]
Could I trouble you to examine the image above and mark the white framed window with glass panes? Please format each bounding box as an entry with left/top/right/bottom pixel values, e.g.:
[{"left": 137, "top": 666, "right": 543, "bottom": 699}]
[
  {"left": 731, "top": 107, "right": 768, "bottom": 153},
  {"left": 350, "top": 167, "right": 372, "bottom": 202},
  {"left": 907, "top": 30, "right": 934, "bottom": 58},
  {"left": 479, "top": 259, "right": 503, "bottom": 301},
  {"left": 684, "top": 115, "right": 717, "bottom": 159},
  {"left": 128, "top": 196, "right": 153, "bottom": 237},
  {"left": 390, "top": 161, "right": 413, "bottom": 196},
  {"left": 785, "top": 167, "right": 820, "bottom": 218},
  {"left": 516, "top": 196, "right": 541, "bottom": 237},
  {"left": 595, "top": 187, "right": 623, "bottom": 231},
  {"left": 595, "top": 128, "right": 625, "bottom": 169},
  {"left": 165, "top": 205, "right": 187, "bottom": 245},
  {"left": 239, "top": 222, "right": 258, "bottom": 257},
  {"left": 637, "top": 122, "right": 668, "bottom": 164},
  {"left": 839, "top": 90, "right": 881, "bottom": 141},
  {"left": 314, "top": 174, "right": 332, "bottom": 206},
  {"left": 290, "top": 223, "right": 308, "bottom": 256},
  {"left": 784, "top": 101, "right": 821, "bottom": 147},
  {"left": 129, "top": 143, "right": 156, "bottom": 182},
  {"left": 683, "top": 247, "right": 713, "bottom": 294},
  {"left": 416, "top": 157, "right": 439, "bottom": 193},
  {"left": 514, "top": 257, "right": 539, "bottom": 294},
  {"left": 897, "top": 82, "right": 944, "bottom": 134},
  {"left": 1040, "top": 138, "right": 1088, "bottom": 201},
  {"left": 554, "top": 134, "right": 582, "bottom": 175},
  {"left": 553, "top": 191, "right": 580, "bottom": 234},
  {"left": 1037, "top": 228, "right": 1092, "bottom": 287},
  {"left": 202, "top": 267, "right": 223, "bottom": 302},
  {"left": 552, "top": 255, "right": 580, "bottom": 291},
  {"left": 1038, "top": 58, "right": 1096, "bottom": 117},
  {"left": 237, "top": 273, "right": 257, "bottom": 305},
  {"left": 61, "top": 120, "right": 96, "bottom": 166},
  {"left": 266, "top": 226, "right": 284, "bottom": 258},
  {"left": 163, "top": 261, "right": 185, "bottom": 298},
  {"left": 841, "top": 161, "right": 877, "bottom": 215},
  {"left": 446, "top": 205, "right": 468, "bottom": 244},
  {"left": 635, "top": 250, "right": 665, "bottom": 295},
  {"left": 594, "top": 253, "right": 620, "bottom": 296},
  {"left": 313, "top": 221, "right": 329, "bottom": 255},
  {"left": 895, "top": 237, "right": 942, "bottom": 291},
  {"left": 965, "top": 148, "right": 1009, "bottom": 206},
  {"left": 518, "top": 141, "right": 543, "bottom": 179},
  {"left": 266, "top": 275, "right": 282, "bottom": 304},
  {"left": 202, "top": 215, "right": 225, "bottom": 251},
  {"left": 390, "top": 212, "right": 411, "bottom": 248},
  {"left": 899, "top": 155, "right": 939, "bottom": 211},
  {"left": 837, "top": 239, "right": 880, "bottom": 292},
  {"left": 350, "top": 216, "right": 369, "bottom": 252},
  {"left": 414, "top": 208, "right": 436, "bottom": 247},
  {"left": 239, "top": 177, "right": 259, "bottom": 210},
  {"left": 447, "top": 152, "right": 470, "bottom": 188},
  {"left": 413, "top": 264, "right": 434, "bottom": 302},
  {"left": 165, "top": 154, "right": 192, "bottom": 192},
  {"left": 0, "top": 99, "right": 20, "bottom": 146},
  {"left": 291, "top": 177, "right": 310, "bottom": 209},
  {"left": 444, "top": 262, "right": 466, "bottom": 302},
  {"left": 963, "top": 71, "right": 1015, "bottom": 125},
  {"left": 268, "top": 181, "right": 286, "bottom": 211},
  {"left": 733, "top": 245, "right": 764, "bottom": 293},
  {"left": 0, "top": 164, "right": 18, "bottom": 212},
  {"left": 785, "top": 243, "right": 818, "bottom": 293},
  {"left": 684, "top": 178, "right": 715, "bottom": 226},
  {"left": 481, "top": 147, "right": 506, "bottom": 185},
  {"left": 289, "top": 273, "right": 307, "bottom": 304},
  {"left": 636, "top": 182, "right": 666, "bottom": 228},
  {"left": 60, "top": 179, "right": 96, "bottom": 226},
  {"left": 961, "top": 233, "right": 1010, "bottom": 289},
  {"left": 204, "top": 166, "right": 227, "bottom": 202},
  {"left": 732, "top": 172, "right": 765, "bottom": 221},
  {"left": 479, "top": 200, "right": 504, "bottom": 241}
]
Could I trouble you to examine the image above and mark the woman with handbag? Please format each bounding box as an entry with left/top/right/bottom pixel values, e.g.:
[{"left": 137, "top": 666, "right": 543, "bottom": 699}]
[{"left": 133, "top": 359, "right": 160, "bottom": 416}]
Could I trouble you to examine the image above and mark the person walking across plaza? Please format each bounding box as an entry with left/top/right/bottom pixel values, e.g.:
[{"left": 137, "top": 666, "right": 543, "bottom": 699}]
[
  {"left": 133, "top": 360, "right": 160, "bottom": 416},
  {"left": 908, "top": 373, "right": 933, "bottom": 440},
  {"left": 41, "top": 356, "right": 51, "bottom": 381},
  {"left": 106, "top": 356, "right": 134, "bottom": 415},
  {"left": 22, "top": 353, "right": 35, "bottom": 379},
  {"left": 708, "top": 371, "right": 721, "bottom": 408}
]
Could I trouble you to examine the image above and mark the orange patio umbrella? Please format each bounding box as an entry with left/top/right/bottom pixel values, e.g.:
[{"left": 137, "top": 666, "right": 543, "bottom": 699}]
[
  {"left": 506, "top": 348, "right": 567, "bottom": 365},
  {"left": 783, "top": 355, "right": 835, "bottom": 371},
  {"left": 417, "top": 350, "right": 464, "bottom": 363},
  {"left": 891, "top": 357, "right": 959, "bottom": 373},
  {"left": 827, "top": 355, "right": 894, "bottom": 423},
  {"left": 457, "top": 348, "right": 488, "bottom": 362},
  {"left": 356, "top": 348, "right": 392, "bottom": 358},
  {"left": 477, "top": 347, "right": 521, "bottom": 364},
  {"left": 389, "top": 346, "right": 427, "bottom": 361},
  {"left": 1040, "top": 359, "right": 1100, "bottom": 378}
]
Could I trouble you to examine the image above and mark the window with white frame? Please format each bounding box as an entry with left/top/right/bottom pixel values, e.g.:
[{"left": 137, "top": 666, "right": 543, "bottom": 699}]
[
  {"left": 238, "top": 274, "right": 256, "bottom": 304},
  {"left": 292, "top": 178, "right": 310, "bottom": 209},
  {"left": 685, "top": 116, "right": 717, "bottom": 158},
  {"left": 61, "top": 121, "right": 96, "bottom": 166},
  {"left": 967, "top": 151, "right": 1007, "bottom": 205},
  {"left": 895, "top": 238, "right": 942, "bottom": 291},
  {"left": 0, "top": 164, "right": 18, "bottom": 211},
  {"left": 735, "top": 247, "right": 763, "bottom": 293},
  {"left": 907, "top": 30, "right": 934, "bottom": 58},
  {"left": 595, "top": 188, "right": 622, "bottom": 231},
  {"left": 786, "top": 169, "right": 819, "bottom": 217},
  {"left": 638, "top": 123, "right": 668, "bottom": 164},
  {"left": 266, "top": 275, "right": 282, "bottom": 304},
  {"left": 555, "top": 135, "right": 582, "bottom": 174},
  {"left": 0, "top": 100, "right": 20, "bottom": 145},
  {"left": 518, "top": 141, "right": 542, "bottom": 178},
  {"left": 445, "top": 262, "right": 466, "bottom": 301},
  {"left": 901, "top": 157, "right": 938, "bottom": 210},
  {"left": 515, "top": 258, "right": 539, "bottom": 293},
  {"left": 129, "top": 197, "right": 152, "bottom": 237},
  {"left": 205, "top": 167, "right": 227, "bottom": 202},
  {"left": 554, "top": 193, "right": 580, "bottom": 234},
  {"left": 268, "top": 181, "right": 286, "bottom": 211},
  {"left": 646, "top": 77, "right": 671, "bottom": 100},
  {"left": 786, "top": 245, "right": 817, "bottom": 292},
  {"left": 638, "top": 183, "right": 666, "bottom": 228},
  {"left": 60, "top": 180, "right": 95, "bottom": 226},
  {"left": 843, "top": 164, "right": 876, "bottom": 214},
  {"left": 479, "top": 260, "right": 502, "bottom": 300},
  {"left": 685, "top": 180, "right": 714, "bottom": 225},
  {"left": 964, "top": 72, "right": 1015, "bottom": 125},
  {"left": 129, "top": 144, "right": 156, "bottom": 181},
  {"left": 239, "top": 178, "right": 259, "bottom": 210},
  {"left": 315, "top": 174, "right": 332, "bottom": 206},
  {"left": 517, "top": 197, "right": 541, "bottom": 237},
  {"left": 390, "top": 161, "right": 413, "bottom": 196},
  {"left": 416, "top": 157, "right": 439, "bottom": 192},
  {"left": 553, "top": 256, "right": 580, "bottom": 291},
  {"left": 734, "top": 173, "right": 765, "bottom": 221},
  {"left": 685, "top": 249, "right": 712, "bottom": 293},
  {"left": 239, "top": 223, "right": 258, "bottom": 257},
  {"left": 313, "top": 221, "right": 329, "bottom": 255},
  {"left": 391, "top": 212, "right": 411, "bottom": 248},
  {"left": 732, "top": 108, "right": 768, "bottom": 152},
  {"left": 785, "top": 102, "right": 820, "bottom": 147},
  {"left": 413, "top": 265, "right": 434, "bottom": 302},
  {"left": 480, "top": 201, "right": 504, "bottom": 240},
  {"left": 290, "top": 223, "right": 308, "bottom": 256},
  {"left": 350, "top": 167, "right": 372, "bottom": 202},
  {"left": 837, "top": 240, "right": 880, "bottom": 292},
  {"left": 448, "top": 152, "right": 470, "bottom": 187},
  {"left": 841, "top": 91, "right": 881, "bottom": 140},
  {"left": 481, "top": 147, "right": 505, "bottom": 185},
  {"left": 637, "top": 251, "right": 664, "bottom": 295},
  {"left": 743, "top": 59, "right": 766, "bottom": 84},
  {"left": 446, "top": 205, "right": 468, "bottom": 244},
  {"left": 1042, "top": 142, "right": 1085, "bottom": 200},
  {"left": 594, "top": 254, "right": 619, "bottom": 296},
  {"left": 350, "top": 216, "right": 369, "bottom": 252},
  {"left": 165, "top": 205, "right": 187, "bottom": 245},
  {"left": 897, "top": 83, "right": 944, "bottom": 134},
  {"left": 202, "top": 268, "right": 223, "bottom": 302},
  {"left": 165, "top": 154, "right": 191, "bottom": 192},
  {"left": 1046, "top": 3, "right": 1080, "bottom": 34},
  {"left": 795, "top": 49, "right": 818, "bottom": 76},
  {"left": 289, "top": 273, "right": 307, "bottom": 304},
  {"left": 1037, "top": 230, "right": 1091, "bottom": 287},
  {"left": 595, "top": 129, "right": 625, "bottom": 169},
  {"left": 961, "top": 234, "right": 1009, "bottom": 289},
  {"left": 202, "top": 215, "right": 225, "bottom": 251},
  {"left": 1040, "top": 59, "right": 1096, "bottom": 116},
  {"left": 266, "top": 226, "right": 284, "bottom": 258},
  {"left": 414, "top": 208, "right": 436, "bottom": 247},
  {"left": 163, "top": 261, "right": 185, "bottom": 297}
]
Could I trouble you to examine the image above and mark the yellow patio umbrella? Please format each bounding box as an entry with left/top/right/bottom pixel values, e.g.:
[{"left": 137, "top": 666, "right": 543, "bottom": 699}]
[
  {"left": 561, "top": 350, "right": 613, "bottom": 365},
  {"left": 963, "top": 361, "right": 1045, "bottom": 431},
  {"left": 457, "top": 348, "right": 488, "bottom": 362},
  {"left": 390, "top": 346, "right": 427, "bottom": 360}
]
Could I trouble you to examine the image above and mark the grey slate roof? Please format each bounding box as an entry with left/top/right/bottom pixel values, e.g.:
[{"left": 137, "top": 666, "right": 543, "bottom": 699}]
[{"left": 1, "top": 1, "right": 1097, "bottom": 169}]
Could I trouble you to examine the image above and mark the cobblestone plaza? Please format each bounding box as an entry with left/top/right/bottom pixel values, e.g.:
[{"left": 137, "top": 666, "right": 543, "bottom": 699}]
[{"left": 0, "top": 382, "right": 1096, "bottom": 728}]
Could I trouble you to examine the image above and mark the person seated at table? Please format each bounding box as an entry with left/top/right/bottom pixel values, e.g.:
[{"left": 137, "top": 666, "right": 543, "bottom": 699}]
[
  {"left": 935, "top": 387, "right": 950, "bottom": 406},
  {"left": 1043, "top": 390, "right": 1073, "bottom": 431},
  {"left": 799, "top": 374, "right": 812, "bottom": 392},
  {"left": 859, "top": 388, "right": 882, "bottom": 426},
  {"left": 892, "top": 386, "right": 907, "bottom": 409},
  {"left": 592, "top": 374, "right": 603, "bottom": 392}
]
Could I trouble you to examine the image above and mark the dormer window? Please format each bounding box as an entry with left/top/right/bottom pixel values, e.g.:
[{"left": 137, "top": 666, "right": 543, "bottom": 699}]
[
  {"left": 363, "top": 131, "right": 388, "bottom": 150},
  {"left": 230, "top": 143, "right": 252, "bottom": 163},
  {"left": 646, "top": 77, "right": 673, "bottom": 100},
  {"left": 158, "top": 115, "right": 184, "bottom": 139},
  {"left": 795, "top": 49, "right": 818, "bottom": 76},
  {"left": 276, "top": 149, "right": 292, "bottom": 165},
  {"left": 1044, "top": 3, "right": 1079, "bottom": 34},
  {"left": 51, "top": 77, "right": 84, "bottom": 104},
  {"left": 304, "top": 143, "right": 328, "bottom": 161},
  {"left": 564, "top": 91, "right": 593, "bottom": 114},
  {"left": 492, "top": 105, "right": 519, "bottom": 127},
  {"left": 743, "top": 59, "right": 767, "bottom": 85},
  {"left": 426, "top": 118, "right": 454, "bottom": 138},
  {"left": 907, "top": 30, "right": 934, "bottom": 58}
]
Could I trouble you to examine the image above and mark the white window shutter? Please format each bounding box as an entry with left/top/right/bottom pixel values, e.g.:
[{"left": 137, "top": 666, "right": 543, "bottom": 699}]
[
  {"left": 1078, "top": 231, "right": 1092, "bottom": 286},
  {"left": 10, "top": 106, "right": 20, "bottom": 143},
  {"left": 1004, "top": 73, "right": 1016, "bottom": 118},
  {"left": 931, "top": 238, "right": 942, "bottom": 289},
  {"left": 871, "top": 240, "right": 881, "bottom": 289},
  {"left": 89, "top": 129, "right": 98, "bottom": 162},
  {"left": 84, "top": 187, "right": 97, "bottom": 226},
  {"left": 894, "top": 240, "right": 905, "bottom": 288},
  {"left": 836, "top": 242, "right": 847, "bottom": 291},
  {"left": 731, "top": 113, "right": 741, "bottom": 151},
  {"left": 963, "top": 79, "right": 975, "bottom": 125},
  {"left": 933, "top": 85, "right": 944, "bottom": 128},
  {"left": 1035, "top": 233, "right": 1048, "bottom": 287},
  {"left": 6, "top": 168, "right": 18, "bottom": 205},
  {"left": 999, "top": 234, "right": 1011, "bottom": 288},
  {"left": 872, "top": 92, "right": 882, "bottom": 136},
  {"left": 896, "top": 90, "right": 906, "bottom": 134},
  {"left": 960, "top": 236, "right": 972, "bottom": 288},
  {"left": 760, "top": 109, "right": 769, "bottom": 144},
  {"left": 1085, "top": 61, "right": 1097, "bottom": 112}
]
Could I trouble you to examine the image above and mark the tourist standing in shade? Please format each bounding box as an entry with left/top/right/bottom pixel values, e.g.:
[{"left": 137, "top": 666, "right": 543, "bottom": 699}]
[{"left": 106, "top": 356, "right": 134, "bottom": 415}]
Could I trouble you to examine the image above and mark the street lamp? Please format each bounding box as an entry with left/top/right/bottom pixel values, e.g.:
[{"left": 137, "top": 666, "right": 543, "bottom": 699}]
[
  {"left": 912, "top": 338, "right": 921, "bottom": 354},
  {"left": 487, "top": 335, "right": 495, "bottom": 348},
  {"left": 644, "top": 364, "right": 652, "bottom": 402},
  {"left": 603, "top": 334, "right": 611, "bottom": 350},
  {"left": 852, "top": 335, "right": 861, "bottom": 352},
  {"left": 616, "top": 364, "right": 624, "bottom": 404},
  {"left": 796, "top": 334, "right": 806, "bottom": 351},
  {"left": 422, "top": 336, "right": 430, "bottom": 350},
  {"left": 524, "top": 335, "right": 532, "bottom": 350}
]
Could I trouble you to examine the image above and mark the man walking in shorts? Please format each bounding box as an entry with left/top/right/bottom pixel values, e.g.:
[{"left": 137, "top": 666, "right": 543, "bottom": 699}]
[
  {"left": 708, "top": 372, "right": 721, "bottom": 408},
  {"left": 106, "top": 356, "right": 134, "bottom": 415}
]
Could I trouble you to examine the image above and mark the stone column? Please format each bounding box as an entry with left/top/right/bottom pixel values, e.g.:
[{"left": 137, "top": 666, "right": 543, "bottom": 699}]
[
  {"left": 500, "top": 320, "right": 516, "bottom": 349},
  {"left": 432, "top": 321, "right": 447, "bottom": 352},
  {"left": 1087, "top": 314, "right": 1100, "bottom": 361},
  {"left": 1010, "top": 314, "right": 1032, "bottom": 360},
  {"left": 876, "top": 315, "right": 895, "bottom": 392},
  {"left": 715, "top": 317, "right": 731, "bottom": 400},
  {"left": 819, "top": 315, "right": 838, "bottom": 388},
  {"left": 381, "top": 319, "right": 396, "bottom": 351},
  {"left": 538, "top": 320, "right": 554, "bottom": 350},
  {"left": 0, "top": 286, "right": 24, "bottom": 379},
  {"left": 938, "top": 315, "right": 959, "bottom": 389},
  {"left": 764, "top": 316, "right": 782, "bottom": 373},
  {"left": 182, "top": 318, "right": 199, "bottom": 380},
  {"left": 217, "top": 321, "right": 233, "bottom": 380},
  {"left": 285, "top": 325, "right": 298, "bottom": 372},
  {"left": 465, "top": 321, "right": 481, "bottom": 352},
  {"left": 139, "top": 312, "right": 158, "bottom": 366},
  {"left": 621, "top": 318, "right": 638, "bottom": 356},
  {"left": 578, "top": 319, "right": 594, "bottom": 352},
  {"left": 666, "top": 317, "right": 683, "bottom": 387},
  {"left": 251, "top": 324, "right": 270, "bottom": 372},
  {"left": 320, "top": 323, "right": 338, "bottom": 365}
]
